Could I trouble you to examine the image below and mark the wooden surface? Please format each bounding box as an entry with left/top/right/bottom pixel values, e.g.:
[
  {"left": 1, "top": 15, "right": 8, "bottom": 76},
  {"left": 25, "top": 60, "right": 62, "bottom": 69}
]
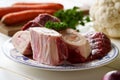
[{"left": 0, "top": 22, "right": 23, "bottom": 36}]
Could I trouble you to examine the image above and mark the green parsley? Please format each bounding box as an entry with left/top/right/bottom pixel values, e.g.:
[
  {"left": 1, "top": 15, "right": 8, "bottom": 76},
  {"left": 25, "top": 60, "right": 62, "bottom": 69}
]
[
  {"left": 45, "top": 21, "right": 68, "bottom": 31},
  {"left": 45, "top": 6, "right": 91, "bottom": 31},
  {"left": 54, "top": 6, "right": 90, "bottom": 29}
]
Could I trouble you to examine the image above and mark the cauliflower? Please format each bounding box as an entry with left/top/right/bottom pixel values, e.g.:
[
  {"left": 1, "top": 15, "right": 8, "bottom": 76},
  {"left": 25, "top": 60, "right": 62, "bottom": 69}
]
[{"left": 90, "top": 0, "right": 120, "bottom": 38}]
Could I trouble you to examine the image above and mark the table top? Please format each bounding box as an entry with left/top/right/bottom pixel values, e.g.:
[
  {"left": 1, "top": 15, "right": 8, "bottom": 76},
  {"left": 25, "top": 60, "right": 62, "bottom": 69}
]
[{"left": 0, "top": 0, "right": 120, "bottom": 80}]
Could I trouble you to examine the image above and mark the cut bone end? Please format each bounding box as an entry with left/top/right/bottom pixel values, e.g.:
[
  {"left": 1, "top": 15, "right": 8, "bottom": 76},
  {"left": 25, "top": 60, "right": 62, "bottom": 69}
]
[{"left": 60, "top": 28, "right": 91, "bottom": 59}]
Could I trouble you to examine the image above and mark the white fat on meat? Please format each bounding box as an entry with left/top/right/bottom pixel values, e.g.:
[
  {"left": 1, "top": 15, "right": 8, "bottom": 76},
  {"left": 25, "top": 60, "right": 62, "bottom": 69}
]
[
  {"left": 60, "top": 28, "right": 91, "bottom": 59},
  {"left": 12, "top": 31, "right": 32, "bottom": 55},
  {"left": 30, "top": 27, "right": 68, "bottom": 66}
]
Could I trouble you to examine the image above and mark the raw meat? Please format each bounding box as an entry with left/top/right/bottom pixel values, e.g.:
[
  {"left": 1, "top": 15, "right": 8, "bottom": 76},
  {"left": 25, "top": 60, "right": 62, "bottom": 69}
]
[
  {"left": 85, "top": 32, "right": 111, "bottom": 60},
  {"left": 12, "top": 31, "right": 32, "bottom": 55},
  {"left": 30, "top": 27, "right": 68, "bottom": 66},
  {"left": 60, "top": 28, "right": 91, "bottom": 63},
  {"left": 22, "top": 13, "right": 60, "bottom": 30}
]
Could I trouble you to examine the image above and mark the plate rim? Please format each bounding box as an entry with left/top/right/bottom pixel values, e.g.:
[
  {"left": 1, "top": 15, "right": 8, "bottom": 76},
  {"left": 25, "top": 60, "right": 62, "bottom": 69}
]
[{"left": 2, "top": 38, "right": 119, "bottom": 71}]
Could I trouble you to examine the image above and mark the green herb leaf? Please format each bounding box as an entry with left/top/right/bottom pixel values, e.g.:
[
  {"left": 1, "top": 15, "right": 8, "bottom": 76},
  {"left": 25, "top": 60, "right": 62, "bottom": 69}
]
[
  {"left": 54, "top": 6, "right": 90, "bottom": 29},
  {"left": 45, "top": 6, "right": 91, "bottom": 31},
  {"left": 85, "top": 16, "right": 91, "bottom": 22},
  {"left": 45, "top": 21, "right": 68, "bottom": 31}
]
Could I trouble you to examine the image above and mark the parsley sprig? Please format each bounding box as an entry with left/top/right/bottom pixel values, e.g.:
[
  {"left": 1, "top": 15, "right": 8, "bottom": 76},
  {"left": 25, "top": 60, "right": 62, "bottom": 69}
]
[
  {"left": 45, "top": 6, "right": 90, "bottom": 31},
  {"left": 45, "top": 21, "right": 68, "bottom": 31}
]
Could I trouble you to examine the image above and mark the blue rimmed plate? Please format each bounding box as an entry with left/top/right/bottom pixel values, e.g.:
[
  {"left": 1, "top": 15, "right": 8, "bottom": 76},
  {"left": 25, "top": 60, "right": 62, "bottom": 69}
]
[{"left": 2, "top": 39, "right": 119, "bottom": 71}]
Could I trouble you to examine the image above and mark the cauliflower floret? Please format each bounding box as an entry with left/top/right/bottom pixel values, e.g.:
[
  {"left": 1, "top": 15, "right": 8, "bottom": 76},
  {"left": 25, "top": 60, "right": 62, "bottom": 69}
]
[{"left": 90, "top": 0, "right": 120, "bottom": 38}]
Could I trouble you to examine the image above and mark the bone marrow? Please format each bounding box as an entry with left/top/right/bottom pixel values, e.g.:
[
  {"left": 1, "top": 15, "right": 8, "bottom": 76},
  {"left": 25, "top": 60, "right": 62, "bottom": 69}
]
[{"left": 60, "top": 28, "right": 91, "bottom": 63}]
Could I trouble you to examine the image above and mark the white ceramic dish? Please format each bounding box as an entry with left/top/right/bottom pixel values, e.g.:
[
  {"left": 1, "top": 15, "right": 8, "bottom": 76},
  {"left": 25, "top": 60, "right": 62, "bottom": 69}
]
[{"left": 2, "top": 39, "right": 119, "bottom": 71}]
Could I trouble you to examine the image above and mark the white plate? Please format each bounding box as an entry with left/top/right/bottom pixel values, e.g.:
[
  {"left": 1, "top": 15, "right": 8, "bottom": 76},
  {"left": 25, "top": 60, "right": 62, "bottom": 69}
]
[{"left": 2, "top": 39, "right": 119, "bottom": 71}]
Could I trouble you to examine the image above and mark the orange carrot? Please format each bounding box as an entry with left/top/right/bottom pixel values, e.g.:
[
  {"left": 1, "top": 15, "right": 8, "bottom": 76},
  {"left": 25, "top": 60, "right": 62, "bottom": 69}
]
[
  {"left": 1, "top": 9, "right": 56, "bottom": 25},
  {"left": 12, "top": 3, "right": 63, "bottom": 10},
  {"left": 12, "top": 2, "right": 63, "bottom": 6},
  {"left": 0, "top": 3, "right": 63, "bottom": 18}
]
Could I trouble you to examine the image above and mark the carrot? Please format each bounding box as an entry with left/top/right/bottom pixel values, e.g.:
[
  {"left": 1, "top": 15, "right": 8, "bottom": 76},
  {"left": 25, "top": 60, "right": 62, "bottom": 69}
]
[
  {"left": 0, "top": 3, "right": 63, "bottom": 18},
  {"left": 1, "top": 9, "right": 56, "bottom": 25},
  {"left": 12, "top": 2, "right": 43, "bottom": 5},
  {"left": 12, "top": 3, "right": 63, "bottom": 10},
  {"left": 12, "top": 2, "right": 46, "bottom": 5},
  {"left": 12, "top": 2, "right": 63, "bottom": 6}
]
